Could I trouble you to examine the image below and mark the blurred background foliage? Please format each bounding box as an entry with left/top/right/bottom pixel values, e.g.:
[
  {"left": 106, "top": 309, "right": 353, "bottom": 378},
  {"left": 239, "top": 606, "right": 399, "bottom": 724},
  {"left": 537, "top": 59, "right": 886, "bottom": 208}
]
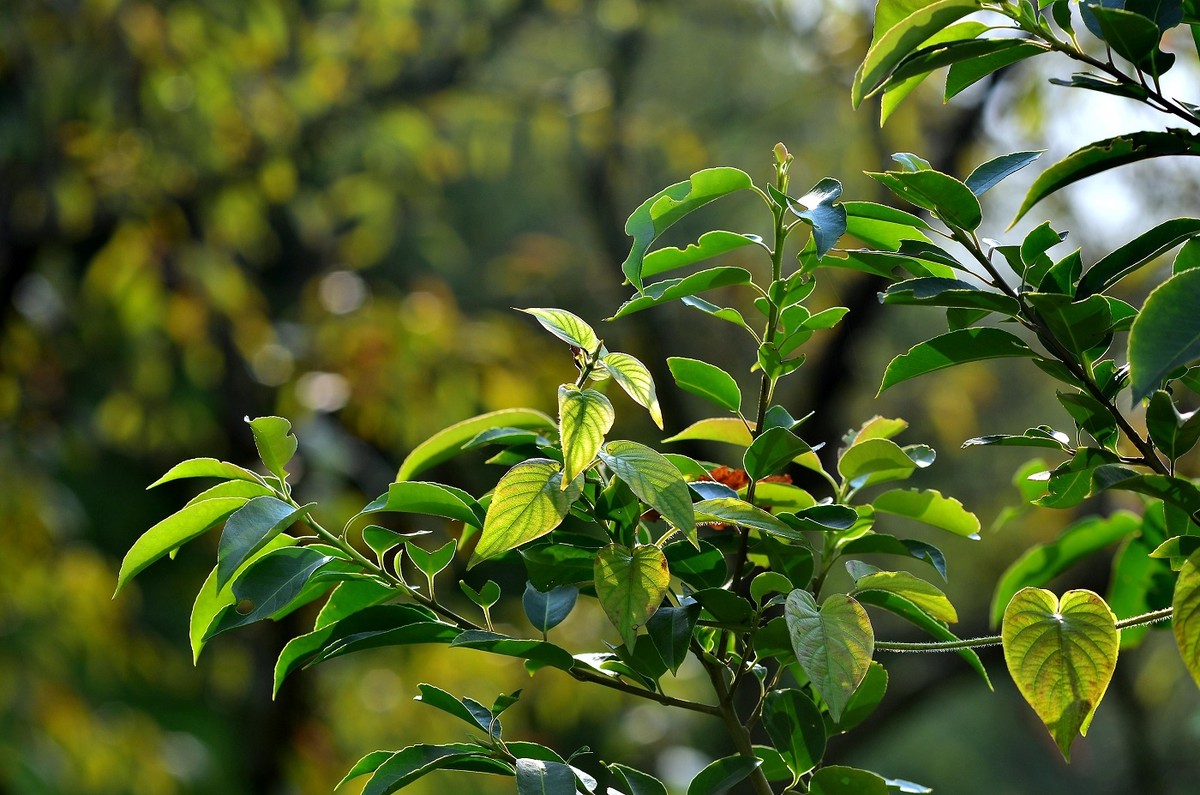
[{"left": 3, "top": 0, "right": 1200, "bottom": 793}]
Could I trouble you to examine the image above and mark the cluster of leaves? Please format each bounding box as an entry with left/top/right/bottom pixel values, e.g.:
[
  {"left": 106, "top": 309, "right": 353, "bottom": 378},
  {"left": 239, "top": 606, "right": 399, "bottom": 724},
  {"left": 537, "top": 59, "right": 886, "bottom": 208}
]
[{"left": 120, "top": 0, "right": 1200, "bottom": 792}]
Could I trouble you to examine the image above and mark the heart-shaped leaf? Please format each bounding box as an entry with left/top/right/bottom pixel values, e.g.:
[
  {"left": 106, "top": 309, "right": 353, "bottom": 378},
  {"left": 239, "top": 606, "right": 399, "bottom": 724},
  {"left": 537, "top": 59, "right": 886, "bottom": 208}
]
[
  {"left": 558, "top": 385, "right": 615, "bottom": 486},
  {"left": 594, "top": 544, "right": 670, "bottom": 648},
  {"left": 469, "top": 459, "right": 580, "bottom": 567},
  {"left": 785, "top": 590, "right": 874, "bottom": 722},
  {"left": 1002, "top": 587, "right": 1119, "bottom": 760}
]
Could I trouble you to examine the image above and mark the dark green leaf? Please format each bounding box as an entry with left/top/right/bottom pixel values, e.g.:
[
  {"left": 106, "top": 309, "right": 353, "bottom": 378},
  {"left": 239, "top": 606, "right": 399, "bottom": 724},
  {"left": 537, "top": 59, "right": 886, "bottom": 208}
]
[
  {"left": 205, "top": 547, "right": 333, "bottom": 640},
  {"left": 881, "top": 278, "right": 1019, "bottom": 315},
  {"left": 641, "top": 230, "right": 761, "bottom": 279},
  {"left": 1147, "top": 390, "right": 1200, "bottom": 460},
  {"left": 216, "top": 496, "right": 312, "bottom": 590},
  {"left": 516, "top": 758, "right": 576, "bottom": 795},
  {"left": 842, "top": 201, "right": 931, "bottom": 250},
  {"left": 810, "top": 766, "right": 889, "bottom": 795},
  {"left": 691, "top": 588, "right": 755, "bottom": 625},
  {"left": 686, "top": 755, "right": 762, "bottom": 795},
  {"left": 965, "top": 151, "right": 1045, "bottom": 195},
  {"left": 1013, "top": 131, "right": 1200, "bottom": 225},
  {"left": 646, "top": 602, "right": 701, "bottom": 674},
  {"left": 612, "top": 267, "right": 755, "bottom": 319},
  {"left": 1130, "top": 268, "right": 1200, "bottom": 400},
  {"left": 762, "top": 689, "right": 826, "bottom": 777},
  {"left": 840, "top": 534, "right": 947, "bottom": 579},
  {"left": 450, "top": 630, "right": 576, "bottom": 672},
  {"left": 360, "top": 745, "right": 484, "bottom": 795},
  {"left": 829, "top": 661, "right": 888, "bottom": 733},
  {"left": 664, "top": 541, "right": 728, "bottom": 590},
  {"left": 744, "top": 427, "right": 811, "bottom": 481},
  {"left": 523, "top": 582, "right": 579, "bottom": 633},
  {"left": 879, "top": 328, "right": 1036, "bottom": 394},
  {"left": 607, "top": 763, "right": 669, "bottom": 795},
  {"left": 1078, "top": 218, "right": 1200, "bottom": 297},
  {"left": 523, "top": 543, "right": 601, "bottom": 590},
  {"left": 1032, "top": 448, "right": 1120, "bottom": 509},
  {"left": 414, "top": 683, "right": 497, "bottom": 736}
]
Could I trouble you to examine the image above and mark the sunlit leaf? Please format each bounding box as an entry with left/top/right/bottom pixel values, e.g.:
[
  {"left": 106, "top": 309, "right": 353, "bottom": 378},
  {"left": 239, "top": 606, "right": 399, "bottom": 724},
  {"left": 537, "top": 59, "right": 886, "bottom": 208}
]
[
  {"left": 519, "top": 307, "right": 600, "bottom": 350},
  {"left": 247, "top": 416, "right": 298, "bottom": 482},
  {"left": 116, "top": 497, "right": 248, "bottom": 594},
  {"left": 1173, "top": 550, "right": 1200, "bottom": 687},
  {"left": 600, "top": 352, "right": 663, "bottom": 429},
  {"left": 1129, "top": 268, "right": 1200, "bottom": 401},
  {"left": 397, "top": 409, "right": 554, "bottom": 481},
  {"left": 599, "top": 440, "right": 695, "bottom": 539},
  {"left": 879, "top": 328, "right": 1036, "bottom": 394},
  {"left": 594, "top": 544, "right": 670, "bottom": 648},
  {"left": 469, "top": 460, "right": 580, "bottom": 567},
  {"left": 1002, "top": 588, "right": 1119, "bottom": 760},
  {"left": 558, "top": 385, "right": 615, "bottom": 486},
  {"left": 871, "top": 488, "right": 980, "bottom": 539}
]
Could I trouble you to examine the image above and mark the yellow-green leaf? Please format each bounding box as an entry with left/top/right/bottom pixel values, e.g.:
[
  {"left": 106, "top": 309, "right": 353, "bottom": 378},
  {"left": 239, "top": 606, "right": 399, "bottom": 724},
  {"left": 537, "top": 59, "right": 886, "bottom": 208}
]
[
  {"left": 519, "top": 307, "right": 600, "bottom": 350},
  {"left": 598, "top": 440, "right": 695, "bottom": 542},
  {"left": 594, "top": 544, "right": 671, "bottom": 648},
  {"left": 662, "top": 417, "right": 753, "bottom": 447},
  {"left": 871, "top": 488, "right": 980, "bottom": 539},
  {"left": 785, "top": 590, "right": 874, "bottom": 722},
  {"left": 116, "top": 497, "right": 249, "bottom": 594},
  {"left": 852, "top": 570, "right": 957, "bottom": 623},
  {"left": 600, "top": 352, "right": 663, "bottom": 429},
  {"left": 396, "top": 408, "right": 555, "bottom": 481},
  {"left": 1002, "top": 588, "right": 1119, "bottom": 760},
  {"left": 1172, "top": 550, "right": 1200, "bottom": 688},
  {"left": 558, "top": 385, "right": 615, "bottom": 487},
  {"left": 468, "top": 460, "right": 580, "bottom": 567}
]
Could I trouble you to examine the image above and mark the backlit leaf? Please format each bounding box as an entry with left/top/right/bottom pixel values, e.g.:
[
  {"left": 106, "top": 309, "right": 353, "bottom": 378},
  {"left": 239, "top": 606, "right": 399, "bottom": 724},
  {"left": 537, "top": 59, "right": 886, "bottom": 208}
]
[
  {"left": 116, "top": 497, "right": 248, "bottom": 594},
  {"left": 594, "top": 544, "right": 671, "bottom": 648},
  {"left": 469, "top": 460, "right": 580, "bottom": 567},
  {"left": 599, "top": 440, "right": 695, "bottom": 539},
  {"left": 1002, "top": 588, "right": 1119, "bottom": 760},
  {"left": 871, "top": 488, "right": 980, "bottom": 538},
  {"left": 397, "top": 408, "right": 555, "bottom": 481},
  {"left": 667, "top": 357, "right": 741, "bottom": 413},
  {"left": 1172, "top": 550, "right": 1200, "bottom": 687},
  {"left": 1129, "top": 268, "right": 1200, "bottom": 401},
  {"left": 558, "top": 385, "right": 615, "bottom": 486},
  {"left": 247, "top": 416, "right": 298, "bottom": 481},
  {"left": 519, "top": 307, "right": 600, "bottom": 350},
  {"left": 600, "top": 352, "right": 663, "bottom": 429},
  {"left": 879, "top": 327, "right": 1036, "bottom": 394}
]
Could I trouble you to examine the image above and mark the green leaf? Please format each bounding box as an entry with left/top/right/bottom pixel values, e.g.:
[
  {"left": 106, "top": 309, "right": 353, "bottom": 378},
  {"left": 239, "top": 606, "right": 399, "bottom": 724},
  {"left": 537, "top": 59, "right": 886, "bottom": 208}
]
[
  {"left": 838, "top": 438, "right": 920, "bottom": 490},
  {"left": 785, "top": 590, "right": 874, "bottom": 722},
  {"left": 691, "top": 588, "right": 754, "bottom": 625},
  {"left": 667, "top": 357, "right": 741, "bottom": 413},
  {"left": 1013, "top": 131, "right": 1200, "bottom": 226},
  {"left": 1130, "top": 268, "right": 1200, "bottom": 401},
  {"left": 662, "top": 417, "right": 752, "bottom": 447},
  {"left": 641, "top": 230, "right": 761, "bottom": 280},
  {"left": 600, "top": 352, "right": 663, "bottom": 429},
  {"left": 694, "top": 497, "right": 802, "bottom": 540},
  {"left": 990, "top": 512, "right": 1140, "bottom": 627},
  {"left": 1147, "top": 390, "right": 1200, "bottom": 460},
  {"left": 522, "top": 543, "right": 598, "bottom": 590},
  {"left": 205, "top": 547, "right": 334, "bottom": 640},
  {"left": 598, "top": 440, "right": 696, "bottom": 539},
  {"left": 189, "top": 534, "right": 295, "bottom": 662},
  {"left": 116, "top": 497, "right": 248, "bottom": 594},
  {"left": 149, "top": 458, "right": 263, "bottom": 489},
  {"left": 1077, "top": 218, "right": 1200, "bottom": 297},
  {"left": 612, "top": 267, "right": 754, "bottom": 319},
  {"left": 871, "top": 488, "right": 980, "bottom": 539},
  {"left": 878, "top": 21, "right": 989, "bottom": 124},
  {"left": 1003, "top": 588, "right": 1119, "bottom": 760},
  {"left": 405, "top": 539, "right": 457, "bottom": 580},
  {"left": 516, "top": 758, "right": 576, "bottom": 795},
  {"left": 519, "top": 307, "right": 600, "bottom": 350},
  {"left": 810, "top": 766, "right": 889, "bottom": 795},
  {"left": 946, "top": 40, "right": 1046, "bottom": 99},
  {"left": 686, "top": 755, "right": 762, "bottom": 795},
  {"left": 1089, "top": 466, "right": 1200, "bottom": 515},
  {"left": 1172, "top": 550, "right": 1200, "bottom": 687},
  {"left": 762, "top": 688, "right": 826, "bottom": 778},
  {"left": 594, "top": 544, "right": 670, "bottom": 648},
  {"left": 623, "top": 167, "right": 755, "bottom": 291},
  {"left": 646, "top": 602, "right": 701, "bottom": 674},
  {"left": 841, "top": 533, "right": 947, "bottom": 580},
  {"left": 1092, "top": 6, "right": 1169, "bottom": 67},
  {"left": 852, "top": 0, "right": 983, "bottom": 107},
  {"left": 868, "top": 169, "right": 982, "bottom": 231},
  {"left": 247, "top": 416, "right": 298, "bottom": 482},
  {"left": 459, "top": 579, "right": 501, "bottom": 609},
  {"left": 216, "top": 496, "right": 312, "bottom": 589},
  {"left": 1025, "top": 294, "right": 1113, "bottom": 358},
  {"left": 363, "top": 481, "right": 483, "bottom": 527},
  {"left": 414, "top": 683, "right": 498, "bottom": 736},
  {"left": 1108, "top": 533, "right": 1173, "bottom": 650},
  {"left": 879, "top": 327, "right": 1037, "bottom": 393},
  {"left": 743, "top": 427, "right": 811, "bottom": 481},
  {"left": 273, "top": 605, "right": 457, "bottom": 693},
  {"left": 522, "top": 582, "right": 578, "bottom": 633},
  {"left": 664, "top": 540, "right": 728, "bottom": 590},
  {"left": 360, "top": 745, "right": 484, "bottom": 795},
  {"left": 315, "top": 578, "right": 396, "bottom": 629},
  {"left": 751, "top": 571, "right": 795, "bottom": 606},
  {"left": 828, "top": 661, "right": 888, "bottom": 733},
  {"left": 558, "top": 385, "right": 615, "bottom": 486},
  {"left": 607, "top": 763, "right": 669, "bottom": 795},
  {"left": 469, "top": 459, "right": 580, "bottom": 567},
  {"left": 852, "top": 570, "right": 957, "bottom": 623},
  {"left": 963, "top": 426, "right": 1072, "bottom": 451},
  {"left": 881, "top": 278, "right": 1019, "bottom": 315},
  {"left": 397, "top": 408, "right": 554, "bottom": 481},
  {"left": 1032, "top": 448, "right": 1120, "bottom": 509},
  {"left": 450, "top": 630, "right": 576, "bottom": 672},
  {"left": 842, "top": 201, "right": 931, "bottom": 250}
]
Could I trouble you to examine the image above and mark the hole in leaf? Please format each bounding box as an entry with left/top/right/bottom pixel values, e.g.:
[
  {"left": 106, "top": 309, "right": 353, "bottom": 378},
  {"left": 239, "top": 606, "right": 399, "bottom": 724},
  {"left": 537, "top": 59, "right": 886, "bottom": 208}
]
[{"left": 236, "top": 599, "right": 255, "bottom": 616}]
